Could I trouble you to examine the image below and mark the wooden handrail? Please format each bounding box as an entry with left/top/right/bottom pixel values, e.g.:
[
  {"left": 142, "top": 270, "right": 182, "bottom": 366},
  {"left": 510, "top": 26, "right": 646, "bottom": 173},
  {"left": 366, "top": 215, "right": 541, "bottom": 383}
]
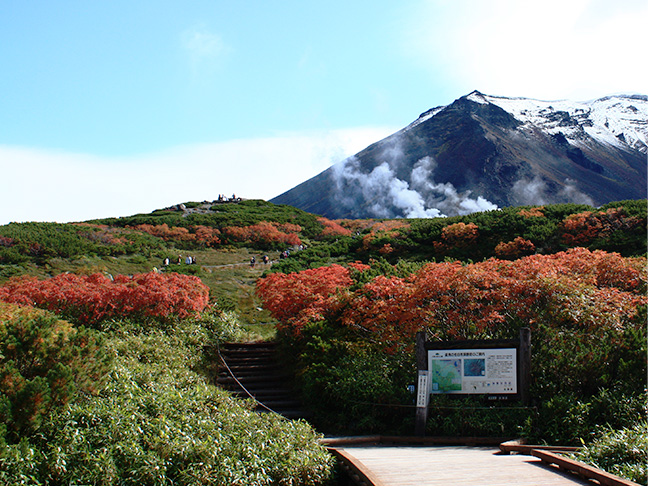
[
  {"left": 531, "top": 449, "right": 641, "bottom": 486},
  {"left": 327, "top": 448, "right": 387, "bottom": 486},
  {"left": 499, "top": 439, "right": 579, "bottom": 455}
]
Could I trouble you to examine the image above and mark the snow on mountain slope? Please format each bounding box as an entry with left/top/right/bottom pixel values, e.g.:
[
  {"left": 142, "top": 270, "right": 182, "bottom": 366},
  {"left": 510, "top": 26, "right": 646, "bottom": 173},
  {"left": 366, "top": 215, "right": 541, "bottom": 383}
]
[{"left": 466, "top": 91, "right": 648, "bottom": 153}]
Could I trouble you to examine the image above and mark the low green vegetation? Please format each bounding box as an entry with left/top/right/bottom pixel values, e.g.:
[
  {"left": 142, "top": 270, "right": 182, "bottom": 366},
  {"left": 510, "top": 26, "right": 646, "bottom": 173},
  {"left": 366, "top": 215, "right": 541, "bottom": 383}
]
[
  {"left": 0, "top": 305, "right": 334, "bottom": 484},
  {"left": 572, "top": 420, "right": 647, "bottom": 484}
]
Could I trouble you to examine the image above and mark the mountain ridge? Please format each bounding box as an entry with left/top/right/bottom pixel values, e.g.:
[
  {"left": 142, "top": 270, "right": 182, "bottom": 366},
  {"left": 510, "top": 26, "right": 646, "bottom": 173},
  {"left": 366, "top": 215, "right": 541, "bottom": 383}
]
[{"left": 271, "top": 91, "right": 647, "bottom": 219}]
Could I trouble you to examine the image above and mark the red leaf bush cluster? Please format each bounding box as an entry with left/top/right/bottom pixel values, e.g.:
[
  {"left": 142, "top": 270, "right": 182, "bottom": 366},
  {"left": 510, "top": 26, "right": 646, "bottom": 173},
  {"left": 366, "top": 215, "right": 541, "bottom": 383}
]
[
  {"left": 132, "top": 223, "right": 222, "bottom": 247},
  {"left": 317, "top": 217, "right": 352, "bottom": 237},
  {"left": 257, "top": 248, "right": 646, "bottom": 345},
  {"left": 256, "top": 264, "right": 352, "bottom": 334},
  {"left": 222, "top": 221, "right": 302, "bottom": 247},
  {"left": 0, "top": 272, "right": 210, "bottom": 326},
  {"left": 494, "top": 236, "right": 536, "bottom": 260},
  {"left": 561, "top": 207, "right": 644, "bottom": 246},
  {"left": 518, "top": 206, "right": 545, "bottom": 218},
  {"left": 433, "top": 222, "right": 479, "bottom": 252}
]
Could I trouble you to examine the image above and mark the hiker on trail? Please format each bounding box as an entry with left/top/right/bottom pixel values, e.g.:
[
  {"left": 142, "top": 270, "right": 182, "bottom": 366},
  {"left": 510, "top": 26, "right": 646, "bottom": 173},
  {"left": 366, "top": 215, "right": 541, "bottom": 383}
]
[
  {"left": 186, "top": 256, "right": 193, "bottom": 265},
  {"left": 163, "top": 257, "right": 170, "bottom": 266},
  {"left": 262, "top": 255, "right": 269, "bottom": 264},
  {"left": 250, "top": 256, "right": 256, "bottom": 267}
]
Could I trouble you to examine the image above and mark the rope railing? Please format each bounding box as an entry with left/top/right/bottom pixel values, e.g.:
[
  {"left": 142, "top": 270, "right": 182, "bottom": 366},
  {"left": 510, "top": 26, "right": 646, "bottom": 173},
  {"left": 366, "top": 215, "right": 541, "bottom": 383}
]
[
  {"left": 215, "top": 343, "right": 279, "bottom": 415},
  {"left": 342, "top": 397, "right": 536, "bottom": 411}
]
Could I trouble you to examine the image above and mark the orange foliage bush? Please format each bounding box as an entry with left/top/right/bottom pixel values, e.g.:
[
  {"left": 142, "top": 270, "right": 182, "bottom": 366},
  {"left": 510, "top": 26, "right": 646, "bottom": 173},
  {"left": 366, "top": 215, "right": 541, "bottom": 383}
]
[
  {"left": 434, "top": 222, "right": 479, "bottom": 252},
  {"left": 256, "top": 264, "right": 352, "bottom": 335},
  {"left": 518, "top": 207, "right": 545, "bottom": 218},
  {"left": 257, "top": 249, "right": 646, "bottom": 346},
  {"left": 370, "top": 221, "right": 410, "bottom": 233},
  {"left": 0, "top": 272, "right": 210, "bottom": 325},
  {"left": 133, "top": 223, "right": 195, "bottom": 242},
  {"left": 494, "top": 237, "right": 536, "bottom": 259},
  {"left": 130, "top": 223, "right": 221, "bottom": 246},
  {"left": 223, "top": 221, "right": 301, "bottom": 246},
  {"left": 359, "top": 220, "right": 410, "bottom": 251},
  {"left": 561, "top": 207, "right": 643, "bottom": 246},
  {"left": 193, "top": 225, "right": 222, "bottom": 246},
  {"left": 317, "top": 217, "right": 353, "bottom": 237}
]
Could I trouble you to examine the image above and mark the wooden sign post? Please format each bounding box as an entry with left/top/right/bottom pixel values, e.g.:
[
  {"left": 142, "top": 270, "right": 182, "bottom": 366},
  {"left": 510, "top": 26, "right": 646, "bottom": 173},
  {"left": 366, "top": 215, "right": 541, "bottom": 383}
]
[{"left": 415, "top": 331, "right": 428, "bottom": 436}]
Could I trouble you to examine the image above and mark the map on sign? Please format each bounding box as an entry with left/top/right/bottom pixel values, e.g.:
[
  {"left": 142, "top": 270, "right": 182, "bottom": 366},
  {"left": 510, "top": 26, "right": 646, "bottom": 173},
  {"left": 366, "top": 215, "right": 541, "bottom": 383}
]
[
  {"left": 428, "top": 348, "right": 517, "bottom": 395},
  {"left": 430, "top": 359, "right": 462, "bottom": 392}
]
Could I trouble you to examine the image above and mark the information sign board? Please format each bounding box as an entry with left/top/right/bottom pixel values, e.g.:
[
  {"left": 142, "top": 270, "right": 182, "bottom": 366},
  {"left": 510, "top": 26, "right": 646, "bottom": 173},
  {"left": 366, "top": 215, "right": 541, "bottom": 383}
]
[
  {"left": 414, "top": 328, "right": 531, "bottom": 436},
  {"left": 428, "top": 348, "right": 517, "bottom": 395}
]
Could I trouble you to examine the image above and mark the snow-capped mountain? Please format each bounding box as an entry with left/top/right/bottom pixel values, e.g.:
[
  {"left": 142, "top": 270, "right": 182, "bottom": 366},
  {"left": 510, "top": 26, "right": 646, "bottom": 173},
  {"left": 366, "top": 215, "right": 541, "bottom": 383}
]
[
  {"left": 271, "top": 91, "right": 647, "bottom": 219},
  {"left": 463, "top": 91, "right": 648, "bottom": 154}
]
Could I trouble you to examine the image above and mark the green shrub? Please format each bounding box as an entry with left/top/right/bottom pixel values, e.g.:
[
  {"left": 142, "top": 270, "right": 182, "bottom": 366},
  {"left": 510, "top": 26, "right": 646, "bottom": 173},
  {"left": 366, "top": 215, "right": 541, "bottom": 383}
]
[
  {"left": 0, "top": 303, "right": 111, "bottom": 442},
  {"left": 0, "top": 314, "right": 334, "bottom": 485},
  {"left": 521, "top": 390, "right": 646, "bottom": 445},
  {"left": 290, "top": 322, "right": 414, "bottom": 435},
  {"left": 573, "top": 420, "right": 648, "bottom": 485},
  {"left": 426, "top": 396, "right": 531, "bottom": 437}
]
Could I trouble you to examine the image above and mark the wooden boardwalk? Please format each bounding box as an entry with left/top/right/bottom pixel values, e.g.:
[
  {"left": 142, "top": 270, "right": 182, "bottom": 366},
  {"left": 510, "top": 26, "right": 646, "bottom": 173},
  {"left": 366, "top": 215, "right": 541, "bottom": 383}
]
[{"left": 333, "top": 446, "right": 593, "bottom": 486}]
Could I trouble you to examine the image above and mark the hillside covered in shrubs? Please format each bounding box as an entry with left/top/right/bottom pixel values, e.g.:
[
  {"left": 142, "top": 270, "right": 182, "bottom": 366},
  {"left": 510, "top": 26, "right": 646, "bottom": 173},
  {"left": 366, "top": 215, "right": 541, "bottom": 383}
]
[{"left": 0, "top": 198, "right": 646, "bottom": 484}]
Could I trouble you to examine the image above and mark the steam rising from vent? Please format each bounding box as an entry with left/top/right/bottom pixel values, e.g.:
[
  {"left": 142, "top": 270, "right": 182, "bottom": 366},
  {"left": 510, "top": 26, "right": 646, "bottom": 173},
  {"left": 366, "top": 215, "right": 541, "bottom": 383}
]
[
  {"left": 512, "top": 177, "right": 594, "bottom": 206},
  {"left": 331, "top": 155, "right": 498, "bottom": 218}
]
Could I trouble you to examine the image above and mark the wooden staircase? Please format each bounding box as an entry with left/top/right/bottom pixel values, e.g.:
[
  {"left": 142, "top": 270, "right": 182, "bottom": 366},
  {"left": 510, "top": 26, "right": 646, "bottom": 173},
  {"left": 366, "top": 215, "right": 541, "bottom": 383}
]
[{"left": 216, "top": 342, "right": 309, "bottom": 420}]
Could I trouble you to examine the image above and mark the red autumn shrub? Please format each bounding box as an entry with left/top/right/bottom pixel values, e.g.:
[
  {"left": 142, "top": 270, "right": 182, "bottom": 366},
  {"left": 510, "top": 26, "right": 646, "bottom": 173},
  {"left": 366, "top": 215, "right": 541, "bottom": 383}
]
[
  {"left": 0, "top": 272, "right": 210, "bottom": 326},
  {"left": 518, "top": 206, "right": 545, "bottom": 218},
  {"left": 222, "top": 221, "right": 302, "bottom": 247},
  {"left": 256, "top": 264, "right": 352, "bottom": 335},
  {"left": 317, "top": 217, "right": 352, "bottom": 237},
  {"left": 561, "top": 207, "right": 643, "bottom": 246},
  {"left": 257, "top": 248, "right": 646, "bottom": 345},
  {"left": 133, "top": 223, "right": 196, "bottom": 242},
  {"left": 434, "top": 222, "right": 479, "bottom": 253},
  {"left": 193, "top": 225, "right": 222, "bottom": 246},
  {"left": 494, "top": 236, "right": 536, "bottom": 259}
]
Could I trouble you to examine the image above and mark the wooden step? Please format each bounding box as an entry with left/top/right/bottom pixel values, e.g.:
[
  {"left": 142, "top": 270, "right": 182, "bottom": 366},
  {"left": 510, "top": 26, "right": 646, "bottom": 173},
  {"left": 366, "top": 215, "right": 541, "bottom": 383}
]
[{"left": 217, "top": 341, "right": 308, "bottom": 420}]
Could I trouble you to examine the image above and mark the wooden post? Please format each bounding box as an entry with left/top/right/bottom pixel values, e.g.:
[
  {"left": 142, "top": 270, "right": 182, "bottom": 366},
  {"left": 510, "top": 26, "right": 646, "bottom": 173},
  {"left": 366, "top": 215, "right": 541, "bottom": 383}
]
[
  {"left": 414, "top": 331, "right": 428, "bottom": 436},
  {"left": 519, "top": 327, "right": 531, "bottom": 406}
]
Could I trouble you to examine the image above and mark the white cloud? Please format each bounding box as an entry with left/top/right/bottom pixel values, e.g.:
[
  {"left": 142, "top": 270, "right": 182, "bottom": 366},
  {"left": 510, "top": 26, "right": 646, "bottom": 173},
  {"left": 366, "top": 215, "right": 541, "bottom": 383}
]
[
  {"left": 182, "top": 26, "right": 226, "bottom": 59},
  {"left": 402, "top": 0, "right": 648, "bottom": 100},
  {"left": 0, "top": 127, "right": 394, "bottom": 225},
  {"left": 181, "top": 25, "right": 229, "bottom": 76}
]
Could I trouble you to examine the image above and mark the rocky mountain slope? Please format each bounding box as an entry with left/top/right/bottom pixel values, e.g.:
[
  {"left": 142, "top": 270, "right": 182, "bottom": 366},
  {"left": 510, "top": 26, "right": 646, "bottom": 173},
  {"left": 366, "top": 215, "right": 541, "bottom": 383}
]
[{"left": 271, "top": 91, "right": 647, "bottom": 219}]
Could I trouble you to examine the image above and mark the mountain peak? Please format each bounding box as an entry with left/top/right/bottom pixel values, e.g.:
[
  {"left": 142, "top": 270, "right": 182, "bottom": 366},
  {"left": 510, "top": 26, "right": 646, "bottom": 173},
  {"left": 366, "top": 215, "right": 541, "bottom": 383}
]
[
  {"left": 464, "top": 90, "right": 489, "bottom": 104},
  {"left": 272, "top": 92, "right": 647, "bottom": 219}
]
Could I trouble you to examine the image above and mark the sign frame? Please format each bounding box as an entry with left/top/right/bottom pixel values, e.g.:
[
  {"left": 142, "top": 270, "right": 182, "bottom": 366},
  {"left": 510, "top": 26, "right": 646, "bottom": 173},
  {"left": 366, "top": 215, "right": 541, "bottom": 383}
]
[{"left": 414, "top": 328, "right": 530, "bottom": 436}]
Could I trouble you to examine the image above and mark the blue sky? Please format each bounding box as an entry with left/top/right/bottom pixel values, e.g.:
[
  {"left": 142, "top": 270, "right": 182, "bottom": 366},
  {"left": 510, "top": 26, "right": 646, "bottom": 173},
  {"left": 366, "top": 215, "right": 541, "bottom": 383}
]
[{"left": 1, "top": 0, "right": 646, "bottom": 224}]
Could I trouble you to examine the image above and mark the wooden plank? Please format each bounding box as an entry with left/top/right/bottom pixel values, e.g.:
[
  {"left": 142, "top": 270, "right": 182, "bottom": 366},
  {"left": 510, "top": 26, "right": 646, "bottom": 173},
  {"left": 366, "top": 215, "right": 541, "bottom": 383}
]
[
  {"left": 499, "top": 439, "right": 580, "bottom": 455},
  {"left": 337, "top": 446, "right": 593, "bottom": 486},
  {"left": 531, "top": 449, "right": 641, "bottom": 486}
]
